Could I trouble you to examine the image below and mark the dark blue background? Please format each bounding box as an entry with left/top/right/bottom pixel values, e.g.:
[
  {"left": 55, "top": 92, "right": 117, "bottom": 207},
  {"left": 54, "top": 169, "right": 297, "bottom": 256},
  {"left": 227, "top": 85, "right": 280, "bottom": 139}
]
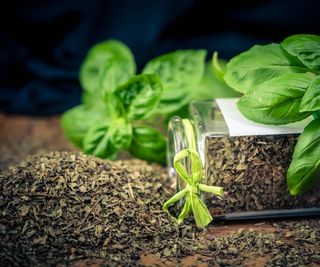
[{"left": 1, "top": 0, "right": 319, "bottom": 115}]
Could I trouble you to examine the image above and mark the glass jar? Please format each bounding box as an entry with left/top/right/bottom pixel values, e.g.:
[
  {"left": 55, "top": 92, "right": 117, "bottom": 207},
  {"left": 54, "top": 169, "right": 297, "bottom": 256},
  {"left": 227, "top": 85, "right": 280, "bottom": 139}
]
[{"left": 167, "top": 99, "right": 320, "bottom": 219}]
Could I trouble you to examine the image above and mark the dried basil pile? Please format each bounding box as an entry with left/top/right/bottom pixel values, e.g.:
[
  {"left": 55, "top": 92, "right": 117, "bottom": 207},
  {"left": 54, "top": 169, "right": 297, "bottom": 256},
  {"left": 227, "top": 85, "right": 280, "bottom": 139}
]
[
  {"left": 1, "top": 151, "right": 319, "bottom": 266},
  {"left": 0, "top": 152, "right": 199, "bottom": 266},
  {"left": 207, "top": 220, "right": 320, "bottom": 266},
  {"left": 205, "top": 135, "right": 320, "bottom": 213}
]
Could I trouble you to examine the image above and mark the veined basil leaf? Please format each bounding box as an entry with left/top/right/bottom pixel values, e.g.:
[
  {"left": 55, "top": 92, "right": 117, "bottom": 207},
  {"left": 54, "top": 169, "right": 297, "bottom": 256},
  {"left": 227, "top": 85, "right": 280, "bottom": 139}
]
[
  {"left": 300, "top": 75, "right": 320, "bottom": 112},
  {"left": 224, "top": 44, "right": 309, "bottom": 94},
  {"left": 142, "top": 50, "right": 207, "bottom": 113},
  {"left": 61, "top": 104, "right": 105, "bottom": 148},
  {"left": 155, "top": 95, "right": 192, "bottom": 115},
  {"left": 114, "top": 74, "right": 162, "bottom": 121},
  {"left": 129, "top": 126, "right": 166, "bottom": 165},
  {"left": 237, "top": 73, "right": 313, "bottom": 124},
  {"left": 80, "top": 40, "right": 136, "bottom": 94},
  {"left": 287, "top": 118, "right": 320, "bottom": 195},
  {"left": 281, "top": 34, "right": 320, "bottom": 71},
  {"left": 99, "top": 61, "right": 134, "bottom": 94},
  {"left": 103, "top": 93, "right": 127, "bottom": 118},
  {"left": 83, "top": 118, "right": 132, "bottom": 159}
]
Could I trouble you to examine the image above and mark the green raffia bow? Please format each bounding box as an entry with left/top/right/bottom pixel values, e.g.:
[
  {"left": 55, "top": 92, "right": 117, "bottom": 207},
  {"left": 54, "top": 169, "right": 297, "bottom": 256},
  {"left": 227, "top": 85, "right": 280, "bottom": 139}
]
[{"left": 163, "top": 148, "right": 224, "bottom": 229}]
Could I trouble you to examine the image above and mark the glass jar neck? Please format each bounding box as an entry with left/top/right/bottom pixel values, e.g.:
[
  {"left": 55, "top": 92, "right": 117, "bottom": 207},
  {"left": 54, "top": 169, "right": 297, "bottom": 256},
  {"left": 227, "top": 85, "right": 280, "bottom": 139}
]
[{"left": 167, "top": 116, "right": 200, "bottom": 180}]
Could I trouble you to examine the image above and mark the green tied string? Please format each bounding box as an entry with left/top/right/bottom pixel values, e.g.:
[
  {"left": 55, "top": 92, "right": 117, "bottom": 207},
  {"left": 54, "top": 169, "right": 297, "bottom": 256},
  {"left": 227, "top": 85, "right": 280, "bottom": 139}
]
[{"left": 163, "top": 148, "right": 224, "bottom": 229}]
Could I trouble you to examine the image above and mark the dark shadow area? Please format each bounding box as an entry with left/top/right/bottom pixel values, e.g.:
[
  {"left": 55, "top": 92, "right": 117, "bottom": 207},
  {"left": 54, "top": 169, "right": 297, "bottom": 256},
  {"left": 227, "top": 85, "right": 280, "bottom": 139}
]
[{"left": 1, "top": 0, "right": 319, "bottom": 115}]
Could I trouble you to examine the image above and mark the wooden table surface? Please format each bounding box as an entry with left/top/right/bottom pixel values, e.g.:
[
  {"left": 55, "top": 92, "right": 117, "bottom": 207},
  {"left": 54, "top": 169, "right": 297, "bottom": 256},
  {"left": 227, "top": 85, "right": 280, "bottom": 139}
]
[{"left": 1, "top": 113, "right": 319, "bottom": 267}]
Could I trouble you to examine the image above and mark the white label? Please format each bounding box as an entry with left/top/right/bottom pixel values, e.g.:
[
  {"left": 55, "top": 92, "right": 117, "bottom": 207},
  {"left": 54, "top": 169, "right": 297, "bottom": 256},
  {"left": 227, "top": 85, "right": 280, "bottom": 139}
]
[{"left": 215, "top": 98, "right": 313, "bottom": 136}]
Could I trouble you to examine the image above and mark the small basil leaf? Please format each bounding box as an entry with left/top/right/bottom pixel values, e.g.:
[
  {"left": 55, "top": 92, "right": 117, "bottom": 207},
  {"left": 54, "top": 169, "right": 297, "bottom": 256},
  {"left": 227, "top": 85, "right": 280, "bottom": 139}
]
[
  {"left": 211, "top": 51, "right": 226, "bottom": 81},
  {"left": 281, "top": 34, "right": 320, "bottom": 71},
  {"left": 129, "top": 126, "right": 166, "bottom": 165},
  {"left": 237, "top": 73, "right": 313, "bottom": 124},
  {"left": 103, "top": 93, "right": 127, "bottom": 118},
  {"left": 224, "top": 44, "right": 309, "bottom": 94},
  {"left": 83, "top": 118, "right": 132, "bottom": 159},
  {"left": 287, "top": 118, "right": 320, "bottom": 195},
  {"left": 114, "top": 74, "right": 162, "bottom": 121},
  {"left": 142, "top": 50, "right": 207, "bottom": 113},
  {"left": 61, "top": 105, "right": 105, "bottom": 148},
  {"left": 300, "top": 75, "right": 320, "bottom": 112},
  {"left": 80, "top": 40, "right": 136, "bottom": 94}
]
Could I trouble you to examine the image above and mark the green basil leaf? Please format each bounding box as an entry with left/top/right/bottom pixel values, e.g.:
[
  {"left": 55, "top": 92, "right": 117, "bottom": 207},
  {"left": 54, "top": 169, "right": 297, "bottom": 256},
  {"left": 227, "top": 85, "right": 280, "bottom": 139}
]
[
  {"left": 196, "top": 62, "right": 240, "bottom": 100},
  {"left": 61, "top": 105, "right": 105, "bottom": 148},
  {"left": 237, "top": 73, "right": 313, "bottom": 124},
  {"left": 142, "top": 50, "right": 207, "bottom": 113},
  {"left": 114, "top": 74, "right": 162, "bottom": 121},
  {"left": 211, "top": 51, "right": 226, "bottom": 81},
  {"left": 155, "top": 95, "right": 192, "bottom": 115},
  {"left": 281, "top": 34, "right": 320, "bottom": 71},
  {"left": 224, "top": 44, "right": 309, "bottom": 94},
  {"left": 103, "top": 93, "right": 127, "bottom": 118},
  {"left": 81, "top": 90, "right": 107, "bottom": 112},
  {"left": 287, "top": 118, "right": 320, "bottom": 195},
  {"left": 83, "top": 118, "right": 132, "bottom": 159},
  {"left": 129, "top": 126, "right": 166, "bottom": 165},
  {"left": 300, "top": 75, "right": 320, "bottom": 112},
  {"left": 80, "top": 40, "right": 136, "bottom": 94}
]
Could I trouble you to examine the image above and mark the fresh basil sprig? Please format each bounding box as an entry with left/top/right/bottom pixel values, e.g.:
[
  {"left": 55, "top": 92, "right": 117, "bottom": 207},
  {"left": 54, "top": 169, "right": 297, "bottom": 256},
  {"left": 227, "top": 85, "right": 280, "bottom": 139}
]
[
  {"left": 62, "top": 73, "right": 164, "bottom": 163},
  {"left": 62, "top": 40, "right": 210, "bottom": 164},
  {"left": 223, "top": 34, "right": 320, "bottom": 195}
]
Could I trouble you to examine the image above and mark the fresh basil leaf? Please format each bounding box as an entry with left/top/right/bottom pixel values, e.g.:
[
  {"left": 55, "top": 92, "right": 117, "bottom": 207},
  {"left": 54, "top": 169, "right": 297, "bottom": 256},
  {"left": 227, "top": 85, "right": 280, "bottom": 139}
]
[
  {"left": 196, "top": 62, "right": 240, "bottom": 100},
  {"left": 103, "top": 93, "right": 127, "bottom": 118},
  {"left": 61, "top": 105, "right": 105, "bottom": 148},
  {"left": 142, "top": 50, "right": 207, "bottom": 113},
  {"left": 81, "top": 90, "right": 106, "bottom": 111},
  {"left": 155, "top": 95, "right": 192, "bottom": 115},
  {"left": 114, "top": 74, "right": 162, "bottom": 120},
  {"left": 300, "top": 75, "right": 320, "bottom": 112},
  {"left": 287, "top": 118, "right": 320, "bottom": 195},
  {"left": 99, "top": 61, "right": 134, "bottom": 94},
  {"left": 162, "top": 63, "right": 240, "bottom": 125},
  {"left": 211, "top": 51, "right": 226, "bottom": 81},
  {"left": 281, "top": 34, "right": 320, "bottom": 71},
  {"left": 80, "top": 40, "right": 136, "bottom": 94},
  {"left": 129, "top": 126, "right": 166, "bottom": 165},
  {"left": 224, "top": 44, "right": 309, "bottom": 94},
  {"left": 237, "top": 73, "right": 313, "bottom": 124},
  {"left": 83, "top": 118, "right": 132, "bottom": 159}
]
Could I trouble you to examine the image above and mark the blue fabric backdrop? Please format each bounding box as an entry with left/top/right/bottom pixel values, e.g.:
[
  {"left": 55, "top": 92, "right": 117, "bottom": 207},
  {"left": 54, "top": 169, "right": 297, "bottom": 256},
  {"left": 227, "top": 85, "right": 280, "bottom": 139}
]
[{"left": 1, "top": 0, "right": 319, "bottom": 115}]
